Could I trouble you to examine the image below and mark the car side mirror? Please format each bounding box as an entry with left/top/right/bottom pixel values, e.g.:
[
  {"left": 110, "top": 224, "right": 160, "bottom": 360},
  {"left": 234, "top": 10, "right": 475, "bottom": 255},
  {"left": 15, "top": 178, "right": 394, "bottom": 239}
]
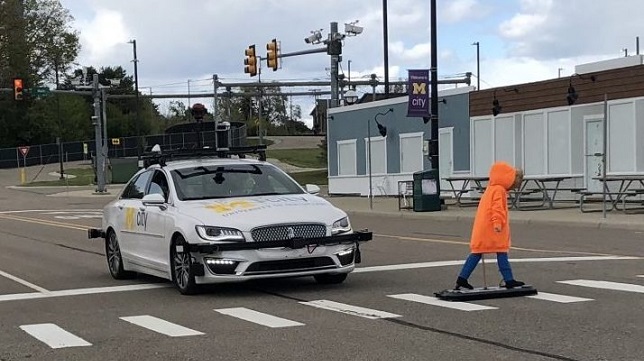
[
  {"left": 305, "top": 184, "right": 320, "bottom": 195},
  {"left": 142, "top": 193, "right": 166, "bottom": 207}
]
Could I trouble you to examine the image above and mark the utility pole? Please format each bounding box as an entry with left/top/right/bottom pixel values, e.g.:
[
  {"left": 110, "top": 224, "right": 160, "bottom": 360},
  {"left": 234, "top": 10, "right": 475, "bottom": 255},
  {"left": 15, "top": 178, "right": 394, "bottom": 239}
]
[
  {"left": 430, "top": 0, "right": 439, "bottom": 172},
  {"left": 329, "top": 22, "right": 341, "bottom": 108},
  {"left": 383, "top": 0, "right": 390, "bottom": 95},
  {"left": 91, "top": 74, "right": 106, "bottom": 193},
  {"left": 102, "top": 87, "right": 108, "bottom": 163},
  {"left": 472, "top": 41, "right": 480, "bottom": 90},
  {"left": 129, "top": 39, "right": 140, "bottom": 155},
  {"left": 258, "top": 57, "right": 263, "bottom": 145}
]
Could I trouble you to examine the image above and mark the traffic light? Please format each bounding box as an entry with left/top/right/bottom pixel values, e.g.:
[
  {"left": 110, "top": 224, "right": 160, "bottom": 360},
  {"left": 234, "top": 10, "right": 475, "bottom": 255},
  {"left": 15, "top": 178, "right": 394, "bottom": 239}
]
[
  {"left": 266, "top": 38, "right": 279, "bottom": 71},
  {"left": 244, "top": 45, "right": 257, "bottom": 77},
  {"left": 13, "top": 78, "right": 24, "bottom": 101}
]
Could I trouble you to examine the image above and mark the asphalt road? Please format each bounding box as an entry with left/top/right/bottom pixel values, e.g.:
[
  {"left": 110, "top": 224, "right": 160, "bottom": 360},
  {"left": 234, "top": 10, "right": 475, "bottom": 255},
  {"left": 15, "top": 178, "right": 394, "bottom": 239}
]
[{"left": 0, "top": 187, "right": 642, "bottom": 361}]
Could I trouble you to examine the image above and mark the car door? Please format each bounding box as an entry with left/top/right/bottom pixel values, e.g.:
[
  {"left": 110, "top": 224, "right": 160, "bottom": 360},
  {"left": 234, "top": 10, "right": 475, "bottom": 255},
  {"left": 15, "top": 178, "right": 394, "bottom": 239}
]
[
  {"left": 139, "top": 169, "right": 171, "bottom": 272},
  {"left": 117, "top": 169, "right": 154, "bottom": 266}
]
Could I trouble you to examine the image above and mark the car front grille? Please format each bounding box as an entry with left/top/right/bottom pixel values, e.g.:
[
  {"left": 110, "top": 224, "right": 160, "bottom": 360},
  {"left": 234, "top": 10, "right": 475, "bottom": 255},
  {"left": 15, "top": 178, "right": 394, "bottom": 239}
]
[
  {"left": 244, "top": 257, "right": 336, "bottom": 275},
  {"left": 251, "top": 223, "right": 327, "bottom": 242}
]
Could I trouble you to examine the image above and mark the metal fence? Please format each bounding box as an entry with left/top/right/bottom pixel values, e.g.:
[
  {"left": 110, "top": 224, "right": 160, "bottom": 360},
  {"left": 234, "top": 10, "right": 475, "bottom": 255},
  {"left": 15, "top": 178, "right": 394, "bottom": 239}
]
[{"left": 0, "top": 126, "right": 248, "bottom": 169}]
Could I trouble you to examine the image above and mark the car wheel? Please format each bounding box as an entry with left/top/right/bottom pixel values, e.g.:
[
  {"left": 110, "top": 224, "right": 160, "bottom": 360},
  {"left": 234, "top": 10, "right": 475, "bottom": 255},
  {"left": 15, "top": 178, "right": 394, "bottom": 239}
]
[
  {"left": 105, "top": 231, "right": 136, "bottom": 279},
  {"left": 314, "top": 273, "right": 348, "bottom": 285},
  {"left": 171, "top": 235, "right": 199, "bottom": 295}
]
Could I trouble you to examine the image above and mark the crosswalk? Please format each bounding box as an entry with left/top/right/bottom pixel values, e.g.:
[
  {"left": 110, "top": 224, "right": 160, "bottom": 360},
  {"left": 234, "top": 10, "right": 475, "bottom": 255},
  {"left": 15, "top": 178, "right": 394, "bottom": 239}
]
[{"left": 11, "top": 276, "right": 644, "bottom": 350}]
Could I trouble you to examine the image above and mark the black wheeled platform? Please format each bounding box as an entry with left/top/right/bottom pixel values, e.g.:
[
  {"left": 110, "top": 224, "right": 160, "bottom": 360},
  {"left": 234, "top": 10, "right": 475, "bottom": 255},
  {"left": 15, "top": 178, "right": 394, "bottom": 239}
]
[{"left": 434, "top": 285, "right": 538, "bottom": 302}]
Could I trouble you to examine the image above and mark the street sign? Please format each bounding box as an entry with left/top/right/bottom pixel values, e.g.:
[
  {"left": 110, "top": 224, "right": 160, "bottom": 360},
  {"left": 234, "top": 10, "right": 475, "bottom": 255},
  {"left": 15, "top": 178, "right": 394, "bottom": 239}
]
[
  {"left": 18, "top": 146, "right": 30, "bottom": 157},
  {"left": 112, "top": 138, "right": 120, "bottom": 145},
  {"left": 29, "top": 87, "right": 51, "bottom": 98}
]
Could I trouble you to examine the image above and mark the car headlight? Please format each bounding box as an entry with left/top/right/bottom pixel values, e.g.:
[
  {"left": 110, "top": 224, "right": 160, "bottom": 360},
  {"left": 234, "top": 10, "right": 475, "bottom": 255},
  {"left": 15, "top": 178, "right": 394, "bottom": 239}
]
[
  {"left": 332, "top": 217, "right": 351, "bottom": 235},
  {"left": 195, "top": 226, "right": 245, "bottom": 242}
]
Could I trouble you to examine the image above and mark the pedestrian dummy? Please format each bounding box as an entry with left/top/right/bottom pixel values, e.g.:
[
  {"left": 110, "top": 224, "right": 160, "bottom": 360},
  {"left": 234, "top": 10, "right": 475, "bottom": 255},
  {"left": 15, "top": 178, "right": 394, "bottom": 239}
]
[{"left": 455, "top": 161, "right": 525, "bottom": 290}]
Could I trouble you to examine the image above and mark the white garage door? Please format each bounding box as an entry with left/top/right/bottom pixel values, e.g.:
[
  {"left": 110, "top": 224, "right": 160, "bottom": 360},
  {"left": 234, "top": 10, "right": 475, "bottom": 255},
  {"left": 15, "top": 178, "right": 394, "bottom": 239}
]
[{"left": 400, "top": 133, "right": 423, "bottom": 173}]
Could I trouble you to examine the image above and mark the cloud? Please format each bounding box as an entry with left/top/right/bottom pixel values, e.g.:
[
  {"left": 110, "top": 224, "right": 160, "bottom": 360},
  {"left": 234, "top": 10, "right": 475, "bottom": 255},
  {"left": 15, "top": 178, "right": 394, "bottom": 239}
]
[
  {"left": 441, "top": 0, "right": 487, "bottom": 23},
  {"left": 498, "top": 0, "right": 642, "bottom": 60},
  {"left": 75, "top": 8, "right": 130, "bottom": 66}
]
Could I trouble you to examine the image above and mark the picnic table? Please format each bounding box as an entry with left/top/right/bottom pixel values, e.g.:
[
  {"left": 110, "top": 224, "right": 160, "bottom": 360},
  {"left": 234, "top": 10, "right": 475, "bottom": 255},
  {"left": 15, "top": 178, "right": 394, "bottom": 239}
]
[
  {"left": 442, "top": 175, "right": 488, "bottom": 206},
  {"left": 581, "top": 174, "right": 644, "bottom": 212},
  {"left": 514, "top": 175, "right": 581, "bottom": 210}
]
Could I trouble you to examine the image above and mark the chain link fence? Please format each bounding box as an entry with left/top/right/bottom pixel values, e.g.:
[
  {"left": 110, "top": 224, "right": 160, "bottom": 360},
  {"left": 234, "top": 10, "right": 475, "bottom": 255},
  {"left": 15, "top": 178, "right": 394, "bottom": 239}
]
[{"left": 0, "top": 124, "right": 248, "bottom": 170}]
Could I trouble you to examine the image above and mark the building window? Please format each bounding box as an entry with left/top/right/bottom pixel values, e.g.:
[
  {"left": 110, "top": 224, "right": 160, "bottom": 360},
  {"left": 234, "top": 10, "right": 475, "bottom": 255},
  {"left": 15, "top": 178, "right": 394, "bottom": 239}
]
[
  {"left": 608, "top": 102, "right": 635, "bottom": 173},
  {"left": 399, "top": 133, "right": 423, "bottom": 173},
  {"left": 523, "top": 112, "right": 546, "bottom": 175},
  {"left": 337, "top": 140, "right": 357, "bottom": 176},
  {"left": 365, "top": 137, "right": 386, "bottom": 174},
  {"left": 547, "top": 110, "right": 571, "bottom": 175}
]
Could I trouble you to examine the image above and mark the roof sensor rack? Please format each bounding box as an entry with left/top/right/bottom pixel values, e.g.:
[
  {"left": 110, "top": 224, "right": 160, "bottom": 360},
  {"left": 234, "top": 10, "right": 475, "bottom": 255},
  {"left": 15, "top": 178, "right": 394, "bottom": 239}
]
[{"left": 141, "top": 144, "right": 267, "bottom": 168}]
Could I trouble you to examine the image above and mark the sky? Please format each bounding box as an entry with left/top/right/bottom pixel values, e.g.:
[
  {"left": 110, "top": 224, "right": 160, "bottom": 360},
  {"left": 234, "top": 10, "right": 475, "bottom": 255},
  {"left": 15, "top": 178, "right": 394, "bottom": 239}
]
[{"left": 57, "top": 0, "right": 644, "bottom": 128}]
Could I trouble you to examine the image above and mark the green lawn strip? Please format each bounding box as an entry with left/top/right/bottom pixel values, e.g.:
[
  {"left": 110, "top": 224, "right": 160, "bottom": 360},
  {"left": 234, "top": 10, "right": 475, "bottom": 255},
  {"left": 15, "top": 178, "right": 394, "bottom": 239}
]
[
  {"left": 267, "top": 148, "right": 326, "bottom": 169},
  {"left": 24, "top": 167, "right": 95, "bottom": 187},
  {"left": 288, "top": 170, "right": 328, "bottom": 186}
]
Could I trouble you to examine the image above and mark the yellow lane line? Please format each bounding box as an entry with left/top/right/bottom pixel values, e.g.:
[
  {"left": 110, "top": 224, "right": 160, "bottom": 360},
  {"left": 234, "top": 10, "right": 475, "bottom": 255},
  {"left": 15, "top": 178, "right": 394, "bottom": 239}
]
[
  {"left": 374, "top": 233, "right": 622, "bottom": 257},
  {"left": 0, "top": 214, "right": 92, "bottom": 232}
]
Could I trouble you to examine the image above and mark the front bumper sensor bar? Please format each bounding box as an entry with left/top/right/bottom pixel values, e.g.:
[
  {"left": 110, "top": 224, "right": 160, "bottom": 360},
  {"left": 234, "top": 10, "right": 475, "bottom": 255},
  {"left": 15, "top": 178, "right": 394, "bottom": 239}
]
[
  {"left": 434, "top": 285, "right": 538, "bottom": 302},
  {"left": 185, "top": 229, "right": 372, "bottom": 253}
]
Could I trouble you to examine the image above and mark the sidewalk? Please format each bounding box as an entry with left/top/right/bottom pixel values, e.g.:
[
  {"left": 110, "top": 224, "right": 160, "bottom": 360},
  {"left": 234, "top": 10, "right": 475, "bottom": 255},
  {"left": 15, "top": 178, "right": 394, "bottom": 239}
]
[{"left": 322, "top": 195, "right": 644, "bottom": 231}]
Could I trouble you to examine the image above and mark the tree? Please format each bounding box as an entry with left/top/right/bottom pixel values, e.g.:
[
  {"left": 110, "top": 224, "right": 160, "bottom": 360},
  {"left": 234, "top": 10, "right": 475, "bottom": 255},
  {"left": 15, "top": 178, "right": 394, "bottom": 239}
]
[{"left": 0, "top": 0, "right": 81, "bottom": 147}]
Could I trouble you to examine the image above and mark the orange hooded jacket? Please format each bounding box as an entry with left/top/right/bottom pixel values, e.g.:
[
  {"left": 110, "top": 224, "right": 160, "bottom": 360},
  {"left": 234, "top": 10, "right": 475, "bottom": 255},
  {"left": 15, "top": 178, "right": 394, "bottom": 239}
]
[{"left": 469, "top": 161, "right": 516, "bottom": 254}]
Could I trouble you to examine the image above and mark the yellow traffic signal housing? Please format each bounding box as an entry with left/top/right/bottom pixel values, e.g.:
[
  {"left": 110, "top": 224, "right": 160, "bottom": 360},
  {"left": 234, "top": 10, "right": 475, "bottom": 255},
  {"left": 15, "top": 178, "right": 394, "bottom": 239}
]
[
  {"left": 13, "top": 78, "right": 24, "bottom": 101},
  {"left": 244, "top": 45, "right": 257, "bottom": 77},
  {"left": 266, "top": 39, "right": 279, "bottom": 71}
]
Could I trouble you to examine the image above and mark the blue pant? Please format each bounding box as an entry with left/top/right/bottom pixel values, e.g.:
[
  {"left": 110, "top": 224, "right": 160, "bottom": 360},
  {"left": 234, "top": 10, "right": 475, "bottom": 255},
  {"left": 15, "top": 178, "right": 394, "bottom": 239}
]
[{"left": 458, "top": 253, "right": 514, "bottom": 281}]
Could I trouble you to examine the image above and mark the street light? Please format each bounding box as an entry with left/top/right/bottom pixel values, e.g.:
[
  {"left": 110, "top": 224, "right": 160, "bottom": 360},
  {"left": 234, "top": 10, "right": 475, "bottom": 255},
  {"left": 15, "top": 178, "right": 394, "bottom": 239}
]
[
  {"left": 344, "top": 88, "right": 358, "bottom": 105},
  {"left": 368, "top": 108, "right": 392, "bottom": 210}
]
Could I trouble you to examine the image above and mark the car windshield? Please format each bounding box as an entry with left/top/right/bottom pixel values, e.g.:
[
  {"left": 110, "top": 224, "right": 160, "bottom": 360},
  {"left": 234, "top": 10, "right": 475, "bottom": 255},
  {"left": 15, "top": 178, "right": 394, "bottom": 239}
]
[{"left": 170, "top": 163, "right": 306, "bottom": 201}]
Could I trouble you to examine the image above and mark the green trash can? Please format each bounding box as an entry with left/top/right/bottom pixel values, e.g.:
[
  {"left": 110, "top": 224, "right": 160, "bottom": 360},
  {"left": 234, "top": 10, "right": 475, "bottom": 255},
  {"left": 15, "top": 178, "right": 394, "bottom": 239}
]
[
  {"left": 413, "top": 169, "right": 443, "bottom": 212},
  {"left": 109, "top": 157, "right": 140, "bottom": 184}
]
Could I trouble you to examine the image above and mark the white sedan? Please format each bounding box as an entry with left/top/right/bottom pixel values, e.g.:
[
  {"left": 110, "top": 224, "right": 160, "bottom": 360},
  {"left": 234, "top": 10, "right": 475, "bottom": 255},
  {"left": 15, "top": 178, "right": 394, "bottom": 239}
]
[{"left": 88, "top": 148, "right": 372, "bottom": 295}]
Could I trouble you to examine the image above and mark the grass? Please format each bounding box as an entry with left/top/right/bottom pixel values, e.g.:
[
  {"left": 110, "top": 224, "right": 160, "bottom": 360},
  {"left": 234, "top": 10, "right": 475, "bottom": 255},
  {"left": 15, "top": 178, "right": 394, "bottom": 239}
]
[
  {"left": 267, "top": 148, "right": 326, "bottom": 169},
  {"left": 288, "top": 169, "right": 328, "bottom": 186},
  {"left": 24, "top": 167, "right": 95, "bottom": 187}
]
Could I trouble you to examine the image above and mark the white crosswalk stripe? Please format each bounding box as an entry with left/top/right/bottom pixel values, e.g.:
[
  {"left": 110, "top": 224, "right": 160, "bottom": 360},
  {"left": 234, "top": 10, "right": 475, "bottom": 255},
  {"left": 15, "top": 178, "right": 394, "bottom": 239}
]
[
  {"left": 120, "top": 315, "right": 204, "bottom": 337},
  {"left": 558, "top": 279, "right": 644, "bottom": 294},
  {"left": 388, "top": 293, "right": 497, "bottom": 311},
  {"left": 637, "top": 275, "right": 644, "bottom": 278},
  {"left": 20, "top": 323, "right": 91, "bottom": 349},
  {"left": 526, "top": 292, "right": 593, "bottom": 303},
  {"left": 215, "top": 307, "right": 304, "bottom": 328},
  {"left": 299, "top": 300, "right": 402, "bottom": 319}
]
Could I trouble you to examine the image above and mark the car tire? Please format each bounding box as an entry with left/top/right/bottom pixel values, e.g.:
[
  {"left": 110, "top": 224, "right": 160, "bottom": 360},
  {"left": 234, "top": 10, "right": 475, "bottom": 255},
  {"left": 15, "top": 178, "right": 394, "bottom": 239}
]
[
  {"left": 105, "top": 231, "right": 136, "bottom": 280},
  {"left": 171, "top": 235, "right": 199, "bottom": 295},
  {"left": 314, "top": 273, "right": 348, "bottom": 285}
]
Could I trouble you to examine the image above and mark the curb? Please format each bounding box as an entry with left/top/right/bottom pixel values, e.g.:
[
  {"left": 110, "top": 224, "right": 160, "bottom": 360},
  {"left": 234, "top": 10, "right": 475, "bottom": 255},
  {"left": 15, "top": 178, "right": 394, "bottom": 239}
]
[{"left": 344, "top": 209, "right": 644, "bottom": 232}]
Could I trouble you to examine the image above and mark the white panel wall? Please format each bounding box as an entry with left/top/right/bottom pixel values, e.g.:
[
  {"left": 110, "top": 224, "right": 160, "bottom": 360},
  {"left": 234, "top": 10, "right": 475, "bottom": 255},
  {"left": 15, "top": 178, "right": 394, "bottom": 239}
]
[
  {"left": 472, "top": 118, "right": 493, "bottom": 176},
  {"left": 523, "top": 113, "right": 545, "bottom": 175},
  {"left": 494, "top": 116, "right": 514, "bottom": 165},
  {"left": 547, "top": 110, "right": 571, "bottom": 175},
  {"left": 608, "top": 102, "right": 635, "bottom": 173}
]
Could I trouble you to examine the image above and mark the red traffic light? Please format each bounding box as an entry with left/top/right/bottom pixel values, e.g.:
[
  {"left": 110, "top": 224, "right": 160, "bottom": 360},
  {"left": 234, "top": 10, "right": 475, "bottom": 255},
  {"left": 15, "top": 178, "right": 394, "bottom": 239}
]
[{"left": 13, "top": 78, "right": 24, "bottom": 101}]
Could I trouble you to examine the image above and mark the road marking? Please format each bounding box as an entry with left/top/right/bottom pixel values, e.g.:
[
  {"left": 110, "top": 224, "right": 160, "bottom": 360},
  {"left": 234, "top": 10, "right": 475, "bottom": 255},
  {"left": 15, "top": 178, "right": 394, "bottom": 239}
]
[
  {"left": 637, "top": 275, "right": 644, "bottom": 278},
  {"left": 375, "top": 234, "right": 627, "bottom": 257},
  {"left": 120, "top": 315, "right": 204, "bottom": 337},
  {"left": 0, "top": 209, "right": 102, "bottom": 214},
  {"left": 0, "top": 284, "right": 169, "bottom": 303},
  {"left": 526, "top": 292, "right": 593, "bottom": 303},
  {"left": 0, "top": 269, "right": 49, "bottom": 293},
  {"left": 558, "top": 279, "right": 644, "bottom": 294},
  {"left": 299, "top": 300, "right": 402, "bottom": 319},
  {"left": 20, "top": 323, "right": 91, "bottom": 349},
  {"left": 354, "top": 256, "right": 641, "bottom": 274},
  {"left": 0, "top": 214, "right": 91, "bottom": 231},
  {"left": 215, "top": 307, "right": 304, "bottom": 328},
  {"left": 388, "top": 293, "right": 497, "bottom": 311}
]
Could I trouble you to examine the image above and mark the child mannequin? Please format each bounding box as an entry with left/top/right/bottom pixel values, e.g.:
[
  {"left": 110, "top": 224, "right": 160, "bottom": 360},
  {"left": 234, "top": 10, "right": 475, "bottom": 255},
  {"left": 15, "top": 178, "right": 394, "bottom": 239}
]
[{"left": 455, "top": 162, "right": 525, "bottom": 290}]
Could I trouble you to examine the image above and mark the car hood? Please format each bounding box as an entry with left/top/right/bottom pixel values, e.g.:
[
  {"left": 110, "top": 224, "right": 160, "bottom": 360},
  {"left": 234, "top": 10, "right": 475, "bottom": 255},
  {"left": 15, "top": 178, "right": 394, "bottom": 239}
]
[{"left": 177, "top": 194, "right": 347, "bottom": 230}]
